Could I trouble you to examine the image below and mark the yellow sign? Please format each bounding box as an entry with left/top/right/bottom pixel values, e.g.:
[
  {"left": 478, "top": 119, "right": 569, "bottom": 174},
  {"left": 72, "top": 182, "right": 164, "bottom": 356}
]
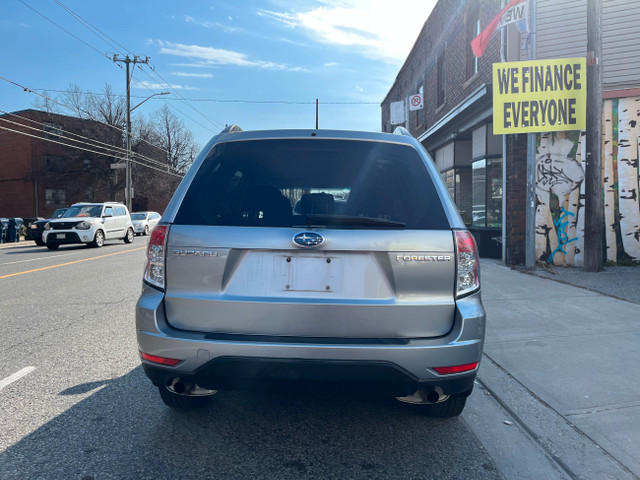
[{"left": 493, "top": 58, "right": 586, "bottom": 134}]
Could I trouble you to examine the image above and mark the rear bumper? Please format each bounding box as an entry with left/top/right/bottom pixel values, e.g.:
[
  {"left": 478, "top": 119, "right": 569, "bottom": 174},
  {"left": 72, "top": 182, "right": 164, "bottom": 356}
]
[{"left": 136, "top": 286, "right": 485, "bottom": 395}]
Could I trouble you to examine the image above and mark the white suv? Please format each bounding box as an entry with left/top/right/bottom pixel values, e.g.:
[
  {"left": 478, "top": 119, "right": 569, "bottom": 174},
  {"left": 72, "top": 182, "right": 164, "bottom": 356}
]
[{"left": 43, "top": 202, "right": 134, "bottom": 249}]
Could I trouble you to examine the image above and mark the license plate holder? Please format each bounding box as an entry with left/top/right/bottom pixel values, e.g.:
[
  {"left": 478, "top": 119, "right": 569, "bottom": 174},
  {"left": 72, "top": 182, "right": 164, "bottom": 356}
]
[
  {"left": 56, "top": 233, "right": 65, "bottom": 240},
  {"left": 281, "top": 255, "right": 343, "bottom": 293}
]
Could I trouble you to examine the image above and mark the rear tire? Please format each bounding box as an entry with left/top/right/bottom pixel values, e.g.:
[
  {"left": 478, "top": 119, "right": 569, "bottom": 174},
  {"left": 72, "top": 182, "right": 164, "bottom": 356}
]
[
  {"left": 90, "top": 230, "right": 104, "bottom": 248},
  {"left": 158, "top": 386, "right": 212, "bottom": 409},
  {"left": 123, "top": 228, "right": 134, "bottom": 244},
  {"left": 424, "top": 394, "right": 467, "bottom": 418}
]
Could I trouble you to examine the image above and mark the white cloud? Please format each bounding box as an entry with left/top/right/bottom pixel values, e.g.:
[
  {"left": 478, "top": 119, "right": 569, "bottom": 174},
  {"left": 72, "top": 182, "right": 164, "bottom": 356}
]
[
  {"left": 154, "top": 40, "right": 302, "bottom": 71},
  {"left": 324, "top": 62, "right": 338, "bottom": 67},
  {"left": 183, "top": 15, "right": 239, "bottom": 33},
  {"left": 258, "top": 0, "right": 437, "bottom": 64},
  {"left": 171, "top": 72, "right": 214, "bottom": 78},
  {"left": 134, "top": 80, "right": 198, "bottom": 91},
  {"left": 356, "top": 85, "right": 364, "bottom": 93}
]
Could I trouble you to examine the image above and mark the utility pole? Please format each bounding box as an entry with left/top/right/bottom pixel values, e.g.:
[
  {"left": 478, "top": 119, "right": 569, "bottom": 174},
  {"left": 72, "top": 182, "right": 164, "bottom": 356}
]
[
  {"left": 584, "top": 0, "right": 603, "bottom": 271},
  {"left": 112, "top": 54, "right": 150, "bottom": 211},
  {"left": 525, "top": 0, "right": 537, "bottom": 268}
]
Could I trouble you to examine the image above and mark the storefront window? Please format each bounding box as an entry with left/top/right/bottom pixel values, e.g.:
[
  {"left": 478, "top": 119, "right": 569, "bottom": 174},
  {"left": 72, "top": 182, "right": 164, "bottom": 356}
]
[
  {"left": 472, "top": 159, "right": 486, "bottom": 226},
  {"left": 470, "top": 157, "right": 502, "bottom": 228},
  {"left": 486, "top": 158, "right": 503, "bottom": 227}
]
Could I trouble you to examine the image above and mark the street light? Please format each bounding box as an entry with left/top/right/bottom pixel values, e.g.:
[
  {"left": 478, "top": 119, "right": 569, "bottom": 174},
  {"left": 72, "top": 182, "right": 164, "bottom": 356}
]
[{"left": 125, "top": 91, "right": 170, "bottom": 211}]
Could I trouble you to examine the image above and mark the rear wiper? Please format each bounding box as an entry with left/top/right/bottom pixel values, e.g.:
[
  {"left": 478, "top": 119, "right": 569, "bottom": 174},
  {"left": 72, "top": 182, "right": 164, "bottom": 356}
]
[{"left": 293, "top": 214, "right": 406, "bottom": 229}]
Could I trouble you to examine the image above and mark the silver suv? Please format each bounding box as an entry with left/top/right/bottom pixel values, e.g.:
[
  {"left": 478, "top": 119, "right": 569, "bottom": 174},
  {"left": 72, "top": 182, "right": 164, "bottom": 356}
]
[
  {"left": 43, "top": 202, "right": 134, "bottom": 249},
  {"left": 136, "top": 127, "right": 485, "bottom": 417}
]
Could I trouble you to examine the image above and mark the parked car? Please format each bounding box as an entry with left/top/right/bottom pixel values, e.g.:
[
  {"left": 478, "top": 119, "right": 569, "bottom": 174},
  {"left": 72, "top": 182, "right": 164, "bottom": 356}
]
[
  {"left": 42, "top": 202, "right": 134, "bottom": 249},
  {"left": 26, "top": 208, "right": 67, "bottom": 246},
  {"left": 131, "top": 211, "right": 161, "bottom": 236},
  {"left": 136, "top": 127, "right": 485, "bottom": 416}
]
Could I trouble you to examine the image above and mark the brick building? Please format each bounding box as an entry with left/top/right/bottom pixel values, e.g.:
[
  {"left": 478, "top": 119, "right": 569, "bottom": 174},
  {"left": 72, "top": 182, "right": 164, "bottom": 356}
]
[
  {"left": 382, "top": 0, "right": 640, "bottom": 265},
  {"left": 0, "top": 109, "right": 178, "bottom": 219}
]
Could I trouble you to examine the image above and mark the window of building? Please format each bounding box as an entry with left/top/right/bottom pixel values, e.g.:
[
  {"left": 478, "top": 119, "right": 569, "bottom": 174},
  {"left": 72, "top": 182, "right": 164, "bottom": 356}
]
[
  {"left": 467, "top": 12, "right": 480, "bottom": 79},
  {"left": 84, "top": 188, "right": 94, "bottom": 202},
  {"left": 83, "top": 158, "right": 92, "bottom": 170},
  {"left": 43, "top": 122, "right": 62, "bottom": 139},
  {"left": 45, "top": 188, "right": 66, "bottom": 206},
  {"left": 471, "top": 157, "right": 503, "bottom": 227},
  {"left": 437, "top": 52, "right": 446, "bottom": 106},
  {"left": 44, "top": 155, "right": 64, "bottom": 173}
]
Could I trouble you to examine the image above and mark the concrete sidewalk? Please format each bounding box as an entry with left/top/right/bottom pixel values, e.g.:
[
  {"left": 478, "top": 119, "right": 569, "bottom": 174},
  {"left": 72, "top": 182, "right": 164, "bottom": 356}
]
[{"left": 474, "top": 259, "right": 640, "bottom": 479}]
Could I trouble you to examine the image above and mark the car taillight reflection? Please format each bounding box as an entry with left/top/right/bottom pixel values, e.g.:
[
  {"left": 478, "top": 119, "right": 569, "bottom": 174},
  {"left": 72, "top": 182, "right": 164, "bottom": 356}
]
[
  {"left": 455, "top": 230, "right": 480, "bottom": 298},
  {"left": 144, "top": 224, "right": 168, "bottom": 290}
]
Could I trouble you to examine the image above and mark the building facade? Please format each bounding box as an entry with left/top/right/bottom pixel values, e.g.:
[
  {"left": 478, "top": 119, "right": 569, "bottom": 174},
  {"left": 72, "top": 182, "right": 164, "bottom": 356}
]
[
  {"left": 382, "top": 0, "right": 640, "bottom": 265},
  {"left": 0, "top": 109, "right": 178, "bottom": 219}
]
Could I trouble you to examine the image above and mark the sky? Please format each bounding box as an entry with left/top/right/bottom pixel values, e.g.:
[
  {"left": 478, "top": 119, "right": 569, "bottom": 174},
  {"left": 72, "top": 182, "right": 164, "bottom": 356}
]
[{"left": 0, "top": 0, "right": 437, "bottom": 148}]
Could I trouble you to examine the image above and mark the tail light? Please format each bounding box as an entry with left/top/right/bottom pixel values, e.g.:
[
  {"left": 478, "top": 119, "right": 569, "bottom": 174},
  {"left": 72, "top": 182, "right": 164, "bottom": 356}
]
[
  {"left": 144, "top": 224, "right": 168, "bottom": 290},
  {"left": 455, "top": 230, "right": 480, "bottom": 298}
]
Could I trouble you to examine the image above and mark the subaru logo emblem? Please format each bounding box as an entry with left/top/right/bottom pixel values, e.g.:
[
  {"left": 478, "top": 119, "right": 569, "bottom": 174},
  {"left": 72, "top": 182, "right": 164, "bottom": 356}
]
[{"left": 293, "top": 232, "right": 325, "bottom": 248}]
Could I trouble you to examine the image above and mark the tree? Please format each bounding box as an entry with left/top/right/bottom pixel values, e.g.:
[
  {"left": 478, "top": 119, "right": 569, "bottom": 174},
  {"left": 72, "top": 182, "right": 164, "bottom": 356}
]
[{"left": 152, "top": 105, "right": 199, "bottom": 174}]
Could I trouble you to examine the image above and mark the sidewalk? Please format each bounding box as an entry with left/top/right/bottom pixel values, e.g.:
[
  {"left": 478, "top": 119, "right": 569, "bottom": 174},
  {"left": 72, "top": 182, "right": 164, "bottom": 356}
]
[{"left": 474, "top": 259, "right": 640, "bottom": 479}]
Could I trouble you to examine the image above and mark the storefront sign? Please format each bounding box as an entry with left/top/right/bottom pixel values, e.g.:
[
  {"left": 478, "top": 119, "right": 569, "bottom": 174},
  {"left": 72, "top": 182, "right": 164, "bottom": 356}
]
[{"left": 493, "top": 58, "right": 586, "bottom": 134}]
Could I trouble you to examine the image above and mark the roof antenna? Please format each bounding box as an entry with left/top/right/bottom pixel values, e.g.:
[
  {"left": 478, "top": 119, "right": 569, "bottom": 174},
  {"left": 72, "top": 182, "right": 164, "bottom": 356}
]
[{"left": 315, "top": 98, "right": 319, "bottom": 129}]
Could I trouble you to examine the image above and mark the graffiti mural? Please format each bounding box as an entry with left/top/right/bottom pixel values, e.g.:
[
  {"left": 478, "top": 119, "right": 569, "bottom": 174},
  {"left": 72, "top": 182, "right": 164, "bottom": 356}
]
[
  {"left": 535, "top": 131, "right": 585, "bottom": 265},
  {"left": 535, "top": 96, "right": 640, "bottom": 265}
]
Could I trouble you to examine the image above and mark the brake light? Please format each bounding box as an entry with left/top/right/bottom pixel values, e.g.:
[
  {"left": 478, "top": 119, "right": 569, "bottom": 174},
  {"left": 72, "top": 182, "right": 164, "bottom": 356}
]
[
  {"left": 433, "top": 362, "right": 478, "bottom": 375},
  {"left": 455, "top": 230, "right": 480, "bottom": 298},
  {"left": 140, "top": 352, "right": 181, "bottom": 366},
  {"left": 144, "top": 224, "right": 168, "bottom": 290}
]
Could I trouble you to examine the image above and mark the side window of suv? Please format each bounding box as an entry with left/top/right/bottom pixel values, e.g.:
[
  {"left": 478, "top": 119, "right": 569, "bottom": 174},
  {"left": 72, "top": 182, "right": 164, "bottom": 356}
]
[
  {"left": 104, "top": 206, "right": 114, "bottom": 217},
  {"left": 114, "top": 206, "right": 126, "bottom": 216}
]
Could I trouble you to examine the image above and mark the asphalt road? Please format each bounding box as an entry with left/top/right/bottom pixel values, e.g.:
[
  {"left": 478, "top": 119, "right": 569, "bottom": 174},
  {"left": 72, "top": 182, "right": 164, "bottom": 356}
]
[{"left": 0, "top": 240, "right": 503, "bottom": 480}]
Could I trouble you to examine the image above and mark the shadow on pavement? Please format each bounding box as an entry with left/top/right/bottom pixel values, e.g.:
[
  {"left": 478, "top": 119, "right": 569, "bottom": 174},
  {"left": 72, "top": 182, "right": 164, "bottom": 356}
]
[{"left": 0, "top": 367, "right": 502, "bottom": 480}]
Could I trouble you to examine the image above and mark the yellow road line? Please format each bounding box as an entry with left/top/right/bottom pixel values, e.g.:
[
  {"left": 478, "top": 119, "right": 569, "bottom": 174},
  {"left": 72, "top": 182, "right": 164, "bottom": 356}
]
[{"left": 0, "top": 247, "right": 146, "bottom": 280}]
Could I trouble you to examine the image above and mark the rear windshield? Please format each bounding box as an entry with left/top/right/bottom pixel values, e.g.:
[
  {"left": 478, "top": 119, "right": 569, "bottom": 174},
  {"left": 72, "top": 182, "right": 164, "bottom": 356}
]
[{"left": 174, "top": 138, "right": 449, "bottom": 229}]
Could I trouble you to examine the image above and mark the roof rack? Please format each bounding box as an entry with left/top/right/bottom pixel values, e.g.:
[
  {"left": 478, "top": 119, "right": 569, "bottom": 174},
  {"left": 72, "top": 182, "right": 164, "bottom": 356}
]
[
  {"left": 393, "top": 126, "right": 413, "bottom": 137},
  {"left": 221, "top": 124, "right": 243, "bottom": 133}
]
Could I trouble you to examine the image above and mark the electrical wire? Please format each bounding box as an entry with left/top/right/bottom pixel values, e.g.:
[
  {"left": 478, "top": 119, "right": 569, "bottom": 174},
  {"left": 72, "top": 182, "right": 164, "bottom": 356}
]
[
  {"left": 0, "top": 110, "right": 173, "bottom": 170},
  {"left": 47, "top": 0, "right": 225, "bottom": 132},
  {"left": 28, "top": 88, "right": 379, "bottom": 105},
  {"left": 0, "top": 124, "right": 184, "bottom": 178},
  {"left": 17, "top": 0, "right": 110, "bottom": 60},
  {"left": 52, "top": 0, "right": 129, "bottom": 54},
  {"left": 0, "top": 75, "right": 170, "bottom": 157}
]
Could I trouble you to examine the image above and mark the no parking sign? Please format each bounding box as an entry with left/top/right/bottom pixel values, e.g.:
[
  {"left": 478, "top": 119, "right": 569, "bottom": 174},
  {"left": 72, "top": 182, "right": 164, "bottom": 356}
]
[{"left": 409, "top": 93, "right": 423, "bottom": 111}]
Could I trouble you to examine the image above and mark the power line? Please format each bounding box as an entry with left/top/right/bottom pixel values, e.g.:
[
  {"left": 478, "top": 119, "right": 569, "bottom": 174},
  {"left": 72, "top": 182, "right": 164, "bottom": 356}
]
[
  {"left": 135, "top": 66, "right": 223, "bottom": 132},
  {"left": 0, "top": 124, "right": 184, "bottom": 178},
  {"left": 0, "top": 109, "right": 173, "bottom": 170},
  {"left": 0, "top": 75, "right": 169, "bottom": 157},
  {"left": 52, "top": 0, "right": 129, "bottom": 54},
  {"left": 17, "top": 0, "right": 110, "bottom": 60},
  {"left": 29, "top": 87, "right": 379, "bottom": 105},
  {"left": 46, "top": 0, "right": 226, "bottom": 133}
]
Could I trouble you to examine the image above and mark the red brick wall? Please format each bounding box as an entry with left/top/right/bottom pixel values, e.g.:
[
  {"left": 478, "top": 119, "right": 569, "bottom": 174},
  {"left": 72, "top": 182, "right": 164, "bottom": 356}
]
[
  {"left": 382, "top": 0, "right": 503, "bottom": 136},
  {"left": 0, "top": 109, "right": 177, "bottom": 219}
]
